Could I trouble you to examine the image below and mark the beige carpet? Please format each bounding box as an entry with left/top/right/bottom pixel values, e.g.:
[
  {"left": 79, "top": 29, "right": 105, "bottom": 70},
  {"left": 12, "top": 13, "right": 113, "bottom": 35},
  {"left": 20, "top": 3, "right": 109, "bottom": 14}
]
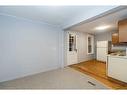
[{"left": 0, "top": 67, "right": 108, "bottom": 89}]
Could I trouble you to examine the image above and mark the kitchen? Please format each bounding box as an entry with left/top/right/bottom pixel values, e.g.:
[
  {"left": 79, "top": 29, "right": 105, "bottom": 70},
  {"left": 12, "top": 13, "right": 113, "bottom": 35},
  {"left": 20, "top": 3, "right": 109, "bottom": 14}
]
[
  {"left": 96, "top": 18, "right": 127, "bottom": 84},
  {"left": 66, "top": 7, "right": 127, "bottom": 89}
]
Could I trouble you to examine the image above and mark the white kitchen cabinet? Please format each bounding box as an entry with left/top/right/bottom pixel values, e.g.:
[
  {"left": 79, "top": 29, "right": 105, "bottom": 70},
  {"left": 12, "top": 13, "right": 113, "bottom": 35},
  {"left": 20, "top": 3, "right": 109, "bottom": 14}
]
[{"left": 107, "top": 56, "right": 127, "bottom": 83}]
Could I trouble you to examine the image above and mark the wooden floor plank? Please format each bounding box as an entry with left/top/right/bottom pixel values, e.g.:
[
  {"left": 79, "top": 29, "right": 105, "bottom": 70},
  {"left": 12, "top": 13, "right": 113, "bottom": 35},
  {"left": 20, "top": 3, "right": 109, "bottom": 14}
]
[{"left": 69, "top": 60, "right": 127, "bottom": 89}]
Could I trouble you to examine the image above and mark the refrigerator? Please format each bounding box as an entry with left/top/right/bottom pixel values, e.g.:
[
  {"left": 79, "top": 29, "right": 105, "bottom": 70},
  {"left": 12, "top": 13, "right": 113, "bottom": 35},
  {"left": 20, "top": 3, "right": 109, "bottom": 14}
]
[{"left": 96, "top": 41, "right": 109, "bottom": 62}]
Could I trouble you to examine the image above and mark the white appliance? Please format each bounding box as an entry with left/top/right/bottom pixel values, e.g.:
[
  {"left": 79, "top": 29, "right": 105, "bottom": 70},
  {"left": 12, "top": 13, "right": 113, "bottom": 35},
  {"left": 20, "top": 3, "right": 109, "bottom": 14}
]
[{"left": 96, "top": 41, "right": 108, "bottom": 62}]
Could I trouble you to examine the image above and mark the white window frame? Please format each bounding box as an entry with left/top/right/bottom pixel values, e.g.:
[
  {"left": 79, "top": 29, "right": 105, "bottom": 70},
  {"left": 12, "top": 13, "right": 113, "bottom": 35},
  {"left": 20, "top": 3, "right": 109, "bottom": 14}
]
[{"left": 87, "top": 34, "right": 94, "bottom": 55}]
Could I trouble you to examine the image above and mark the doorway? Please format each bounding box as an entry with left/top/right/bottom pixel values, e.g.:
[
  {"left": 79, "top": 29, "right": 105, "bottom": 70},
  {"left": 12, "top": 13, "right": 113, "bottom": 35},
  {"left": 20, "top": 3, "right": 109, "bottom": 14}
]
[{"left": 66, "top": 31, "right": 78, "bottom": 66}]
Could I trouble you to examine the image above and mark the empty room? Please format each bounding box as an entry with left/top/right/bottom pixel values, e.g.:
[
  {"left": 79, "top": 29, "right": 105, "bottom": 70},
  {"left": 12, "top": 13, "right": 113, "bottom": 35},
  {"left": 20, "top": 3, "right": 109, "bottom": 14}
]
[{"left": 0, "top": 5, "right": 127, "bottom": 90}]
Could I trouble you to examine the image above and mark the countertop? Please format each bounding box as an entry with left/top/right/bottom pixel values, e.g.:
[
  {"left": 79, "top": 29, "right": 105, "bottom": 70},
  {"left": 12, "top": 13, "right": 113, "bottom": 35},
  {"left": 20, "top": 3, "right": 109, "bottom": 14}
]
[{"left": 107, "top": 54, "right": 127, "bottom": 59}]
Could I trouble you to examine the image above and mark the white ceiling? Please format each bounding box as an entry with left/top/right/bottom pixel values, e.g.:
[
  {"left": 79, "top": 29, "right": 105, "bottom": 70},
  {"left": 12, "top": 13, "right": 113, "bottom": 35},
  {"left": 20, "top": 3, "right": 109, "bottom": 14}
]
[
  {"left": 0, "top": 6, "right": 117, "bottom": 28},
  {"left": 69, "top": 7, "right": 127, "bottom": 34}
]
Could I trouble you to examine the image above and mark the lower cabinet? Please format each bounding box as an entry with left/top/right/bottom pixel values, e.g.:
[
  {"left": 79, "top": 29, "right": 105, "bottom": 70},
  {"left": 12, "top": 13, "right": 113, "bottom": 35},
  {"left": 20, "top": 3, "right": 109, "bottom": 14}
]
[{"left": 107, "top": 56, "right": 127, "bottom": 83}]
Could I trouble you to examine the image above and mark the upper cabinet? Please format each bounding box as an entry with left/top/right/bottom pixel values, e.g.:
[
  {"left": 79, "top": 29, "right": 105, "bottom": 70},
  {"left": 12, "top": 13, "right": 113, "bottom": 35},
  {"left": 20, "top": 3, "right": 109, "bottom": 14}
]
[
  {"left": 112, "top": 19, "right": 127, "bottom": 44},
  {"left": 112, "top": 33, "right": 119, "bottom": 44},
  {"left": 118, "top": 19, "right": 127, "bottom": 43}
]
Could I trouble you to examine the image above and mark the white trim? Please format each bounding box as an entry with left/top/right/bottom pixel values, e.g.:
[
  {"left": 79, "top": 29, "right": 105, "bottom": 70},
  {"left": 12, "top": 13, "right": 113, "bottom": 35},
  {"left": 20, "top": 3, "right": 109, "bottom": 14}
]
[{"left": 87, "top": 34, "right": 94, "bottom": 55}]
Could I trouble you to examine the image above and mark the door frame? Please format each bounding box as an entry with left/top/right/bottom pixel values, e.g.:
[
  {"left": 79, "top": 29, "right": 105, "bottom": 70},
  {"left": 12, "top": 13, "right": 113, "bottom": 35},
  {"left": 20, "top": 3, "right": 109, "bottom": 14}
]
[{"left": 64, "top": 31, "right": 78, "bottom": 67}]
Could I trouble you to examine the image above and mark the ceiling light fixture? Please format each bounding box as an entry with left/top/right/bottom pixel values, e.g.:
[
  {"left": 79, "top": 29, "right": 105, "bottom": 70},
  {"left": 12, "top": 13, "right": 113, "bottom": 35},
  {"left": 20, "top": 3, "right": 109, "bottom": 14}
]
[{"left": 95, "top": 25, "right": 110, "bottom": 30}]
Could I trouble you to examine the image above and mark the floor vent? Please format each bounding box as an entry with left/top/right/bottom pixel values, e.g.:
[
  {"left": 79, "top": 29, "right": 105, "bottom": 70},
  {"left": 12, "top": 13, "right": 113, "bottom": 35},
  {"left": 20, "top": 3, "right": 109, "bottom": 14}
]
[{"left": 88, "top": 81, "right": 96, "bottom": 86}]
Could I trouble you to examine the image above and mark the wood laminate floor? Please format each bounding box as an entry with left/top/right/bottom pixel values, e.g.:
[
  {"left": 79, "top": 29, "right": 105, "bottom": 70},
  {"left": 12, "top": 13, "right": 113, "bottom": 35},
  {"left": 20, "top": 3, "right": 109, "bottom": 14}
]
[{"left": 69, "top": 60, "right": 127, "bottom": 89}]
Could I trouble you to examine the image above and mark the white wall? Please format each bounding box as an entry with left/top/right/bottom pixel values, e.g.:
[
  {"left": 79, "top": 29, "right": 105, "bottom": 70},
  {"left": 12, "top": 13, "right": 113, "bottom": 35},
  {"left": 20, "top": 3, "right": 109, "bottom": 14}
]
[
  {"left": 77, "top": 32, "right": 95, "bottom": 62},
  {"left": 0, "top": 14, "right": 64, "bottom": 82},
  {"left": 95, "top": 32, "right": 113, "bottom": 42}
]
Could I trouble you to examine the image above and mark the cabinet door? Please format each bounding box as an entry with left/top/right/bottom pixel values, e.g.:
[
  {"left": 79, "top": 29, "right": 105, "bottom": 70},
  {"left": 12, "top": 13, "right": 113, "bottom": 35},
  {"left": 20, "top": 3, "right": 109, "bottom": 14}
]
[
  {"left": 118, "top": 19, "right": 127, "bottom": 42},
  {"left": 112, "top": 33, "right": 119, "bottom": 44},
  {"left": 108, "top": 57, "right": 127, "bottom": 83}
]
